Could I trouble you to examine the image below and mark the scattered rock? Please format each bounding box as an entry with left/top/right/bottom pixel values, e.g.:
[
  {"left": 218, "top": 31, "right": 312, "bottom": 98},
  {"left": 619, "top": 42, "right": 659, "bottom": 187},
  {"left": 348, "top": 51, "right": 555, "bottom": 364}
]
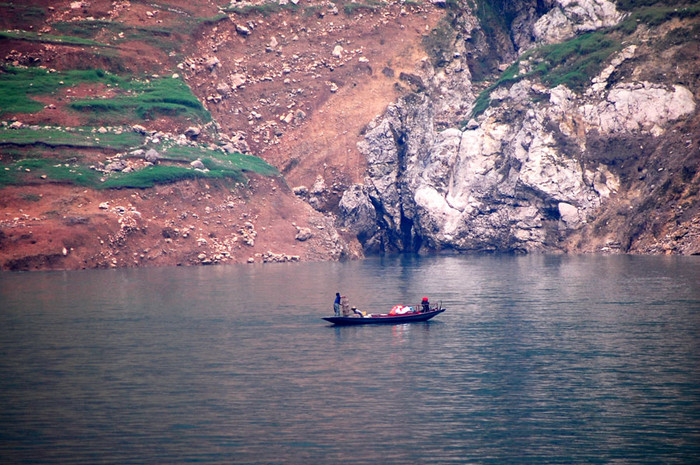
[
  {"left": 185, "top": 127, "right": 201, "bottom": 139},
  {"left": 105, "top": 160, "right": 127, "bottom": 172},
  {"left": 230, "top": 73, "right": 246, "bottom": 88},
  {"left": 132, "top": 124, "right": 147, "bottom": 134},
  {"left": 216, "top": 82, "right": 232, "bottom": 96},
  {"left": 293, "top": 186, "right": 309, "bottom": 196},
  {"left": 205, "top": 56, "right": 220, "bottom": 71},
  {"left": 295, "top": 227, "right": 313, "bottom": 242},
  {"left": 236, "top": 24, "right": 251, "bottom": 36},
  {"left": 144, "top": 149, "right": 160, "bottom": 163}
]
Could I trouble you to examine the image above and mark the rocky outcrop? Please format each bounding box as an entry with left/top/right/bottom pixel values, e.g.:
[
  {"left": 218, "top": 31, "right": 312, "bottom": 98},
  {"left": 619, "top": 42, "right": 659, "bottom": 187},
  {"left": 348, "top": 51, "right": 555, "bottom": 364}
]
[
  {"left": 340, "top": 0, "right": 699, "bottom": 255},
  {"left": 533, "top": 0, "right": 622, "bottom": 46}
]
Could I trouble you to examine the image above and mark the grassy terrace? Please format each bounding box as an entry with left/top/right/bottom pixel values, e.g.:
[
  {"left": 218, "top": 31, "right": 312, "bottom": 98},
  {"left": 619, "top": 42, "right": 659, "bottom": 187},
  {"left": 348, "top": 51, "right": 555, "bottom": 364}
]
[
  {"left": 0, "top": 126, "right": 143, "bottom": 150},
  {"left": 0, "top": 30, "right": 110, "bottom": 47},
  {"left": 0, "top": 127, "right": 279, "bottom": 189},
  {"left": 0, "top": 66, "right": 210, "bottom": 123},
  {"left": 0, "top": 64, "right": 276, "bottom": 189},
  {"left": 468, "top": 3, "right": 700, "bottom": 119},
  {"left": 0, "top": 3, "right": 289, "bottom": 191}
]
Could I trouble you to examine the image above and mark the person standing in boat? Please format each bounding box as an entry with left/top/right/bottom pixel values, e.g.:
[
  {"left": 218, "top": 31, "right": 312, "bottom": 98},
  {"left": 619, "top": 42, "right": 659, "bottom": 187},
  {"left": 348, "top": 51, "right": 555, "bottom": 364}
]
[
  {"left": 334, "top": 292, "right": 341, "bottom": 316},
  {"left": 421, "top": 297, "right": 430, "bottom": 313}
]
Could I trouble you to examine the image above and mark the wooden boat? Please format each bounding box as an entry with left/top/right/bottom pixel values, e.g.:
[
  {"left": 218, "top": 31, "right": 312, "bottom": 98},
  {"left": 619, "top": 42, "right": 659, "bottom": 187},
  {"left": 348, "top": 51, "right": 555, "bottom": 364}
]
[{"left": 323, "top": 307, "right": 446, "bottom": 326}]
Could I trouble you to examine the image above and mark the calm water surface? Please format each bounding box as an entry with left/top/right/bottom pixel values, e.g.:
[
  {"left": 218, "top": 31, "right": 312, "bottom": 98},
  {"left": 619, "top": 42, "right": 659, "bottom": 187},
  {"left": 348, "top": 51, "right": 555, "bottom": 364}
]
[{"left": 1, "top": 255, "right": 699, "bottom": 464}]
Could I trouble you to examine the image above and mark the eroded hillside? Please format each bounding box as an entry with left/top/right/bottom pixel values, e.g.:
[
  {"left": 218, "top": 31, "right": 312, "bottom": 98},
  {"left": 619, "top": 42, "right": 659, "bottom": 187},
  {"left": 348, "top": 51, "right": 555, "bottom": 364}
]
[{"left": 0, "top": 0, "right": 444, "bottom": 270}]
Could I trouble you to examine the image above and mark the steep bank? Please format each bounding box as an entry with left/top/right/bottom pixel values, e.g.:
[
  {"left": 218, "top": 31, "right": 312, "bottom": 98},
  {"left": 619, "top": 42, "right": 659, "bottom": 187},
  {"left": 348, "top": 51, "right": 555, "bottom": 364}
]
[{"left": 0, "top": 0, "right": 442, "bottom": 270}]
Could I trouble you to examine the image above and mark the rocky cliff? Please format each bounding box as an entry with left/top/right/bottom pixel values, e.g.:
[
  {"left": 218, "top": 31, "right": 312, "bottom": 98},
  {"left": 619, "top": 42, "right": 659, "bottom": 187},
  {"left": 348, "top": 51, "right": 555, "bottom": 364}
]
[{"left": 339, "top": 0, "right": 700, "bottom": 255}]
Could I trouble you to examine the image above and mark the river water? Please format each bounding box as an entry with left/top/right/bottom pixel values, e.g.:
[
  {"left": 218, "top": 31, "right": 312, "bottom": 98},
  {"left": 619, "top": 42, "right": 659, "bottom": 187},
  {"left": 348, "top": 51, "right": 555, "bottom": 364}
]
[{"left": 1, "top": 254, "right": 699, "bottom": 464}]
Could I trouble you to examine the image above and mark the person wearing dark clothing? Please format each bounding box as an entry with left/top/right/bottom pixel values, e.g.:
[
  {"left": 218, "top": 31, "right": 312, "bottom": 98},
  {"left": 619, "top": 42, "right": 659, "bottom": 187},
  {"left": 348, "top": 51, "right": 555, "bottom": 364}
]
[
  {"left": 421, "top": 297, "right": 430, "bottom": 313},
  {"left": 334, "top": 292, "right": 341, "bottom": 316}
]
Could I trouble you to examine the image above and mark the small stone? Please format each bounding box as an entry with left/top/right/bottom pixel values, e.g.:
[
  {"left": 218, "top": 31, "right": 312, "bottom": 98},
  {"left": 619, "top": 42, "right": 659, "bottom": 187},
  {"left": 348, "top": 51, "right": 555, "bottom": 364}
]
[{"left": 144, "top": 149, "right": 160, "bottom": 163}]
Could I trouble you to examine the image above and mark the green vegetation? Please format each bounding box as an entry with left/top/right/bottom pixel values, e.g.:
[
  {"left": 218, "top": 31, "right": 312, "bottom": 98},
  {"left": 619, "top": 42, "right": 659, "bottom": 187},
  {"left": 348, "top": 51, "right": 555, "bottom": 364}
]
[
  {"left": 0, "top": 147, "right": 278, "bottom": 190},
  {"left": 614, "top": 4, "right": 700, "bottom": 34},
  {"left": 469, "top": 62, "right": 520, "bottom": 119},
  {"left": 0, "top": 126, "right": 144, "bottom": 149},
  {"left": 469, "top": 31, "right": 622, "bottom": 118},
  {"left": 100, "top": 165, "right": 221, "bottom": 189},
  {"left": 615, "top": 0, "right": 700, "bottom": 12},
  {"left": 0, "top": 125, "right": 278, "bottom": 189},
  {"left": 469, "top": 2, "right": 700, "bottom": 119},
  {"left": 535, "top": 31, "right": 623, "bottom": 89},
  {"left": 0, "top": 67, "right": 120, "bottom": 115},
  {"left": 0, "top": 3, "right": 279, "bottom": 192},
  {"left": 0, "top": 66, "right": 209, "bottom": 123},
  {"left": 1, "top": 158, "right": 100, "bottom": 188},
  {"left": 51, "top": 19, "right": 186, "bottom": 53},
  {"left": 0, "top": 30, "right": 109, "bottom": 47},
  {"left": 69, "top": 76, "right": 211, "bottom": 123}
]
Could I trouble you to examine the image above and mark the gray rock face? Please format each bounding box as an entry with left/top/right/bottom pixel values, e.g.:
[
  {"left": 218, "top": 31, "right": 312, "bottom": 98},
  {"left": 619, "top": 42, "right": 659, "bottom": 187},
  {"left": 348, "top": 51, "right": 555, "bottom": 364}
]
[
  {"left": 339, "top": 1, "right": 697, "bottom": 255},
  {"left": 338, "top": 184, "right": 381, "bottom": 251},
  {"left": 533, "top": 0, "right": 621, "bottom": 46}
]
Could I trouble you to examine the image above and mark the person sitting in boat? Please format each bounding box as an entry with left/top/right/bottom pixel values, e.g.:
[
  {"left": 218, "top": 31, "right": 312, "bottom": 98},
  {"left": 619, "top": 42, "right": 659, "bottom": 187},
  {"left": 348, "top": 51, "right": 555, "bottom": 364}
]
[
  {"left": 421, "top": 297, "right": 430, "bottom": 313},
  {"left": 352, "top": 307, "right": 369, "bottom": 318}
]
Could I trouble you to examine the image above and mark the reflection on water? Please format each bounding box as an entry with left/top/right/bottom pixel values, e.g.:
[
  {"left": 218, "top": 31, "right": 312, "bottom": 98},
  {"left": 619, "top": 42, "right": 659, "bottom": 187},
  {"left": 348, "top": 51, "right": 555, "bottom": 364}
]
[{"left": 1, "top": 255, "right": 699, "bottom": 464}]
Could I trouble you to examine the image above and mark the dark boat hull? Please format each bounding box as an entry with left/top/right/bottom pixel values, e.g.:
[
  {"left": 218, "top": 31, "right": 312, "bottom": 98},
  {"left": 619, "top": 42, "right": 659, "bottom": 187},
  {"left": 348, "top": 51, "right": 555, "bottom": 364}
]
[{"left": 323, "top": 308, "right": 445, "bottom": 326}]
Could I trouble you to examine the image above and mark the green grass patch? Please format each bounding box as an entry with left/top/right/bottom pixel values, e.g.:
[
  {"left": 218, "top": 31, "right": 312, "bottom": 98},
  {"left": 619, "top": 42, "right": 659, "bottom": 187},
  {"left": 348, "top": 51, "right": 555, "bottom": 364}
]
[
  {"left": 0, "top": 133, "right": 278, "bottom": 189},
  {"left": 1, "top": 157, "right": 100, "bottom": 188},
  {"left": 51, "top": 19, "right": 181, "bottom": 53},
  {"left": 214, "top": 151, "right": 279, "bottom": 177},
  {"left": 535, "top": 31, "right": 623, "bottom": 89},
  {"left": 469, "top": 32, "right": 622, "bottom": 118},
  {"left": 469, "top": 61, "right": 524, "bottom": 119},
  {"left": 155, "top": 143, "right": 276, "bottom": 176},
  {"left": 0, "top": 30, "right": 109, "bottom": 47},
  {"left": 616, "top": 0, "right": 700, "bottom": 12},
  {"left": 0, "top": 66, "right": 210, "bottom": 123},
  {"left": 69, "top": 76, "right": 210, "bottom": 123},
  {"left": 614, "top": 4, "right": 700, "bottom": 34},
  {"left": 0, "top": 66, "right": 120, "bottom": 116},
  {"left": 467, "top": 2, "right": 700, "bottom": 119},
  {"left": 97, "top": 147, "right": 278, "bottom": 189},
  {"left": 0, "top": 126, "right": 145, "bottom": 150},
  {"left": 0, "top": 166, "right": 16, "bottom": 187},
  {"left": 99, "top": 165, "right": 212, "bottom": 188}
]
